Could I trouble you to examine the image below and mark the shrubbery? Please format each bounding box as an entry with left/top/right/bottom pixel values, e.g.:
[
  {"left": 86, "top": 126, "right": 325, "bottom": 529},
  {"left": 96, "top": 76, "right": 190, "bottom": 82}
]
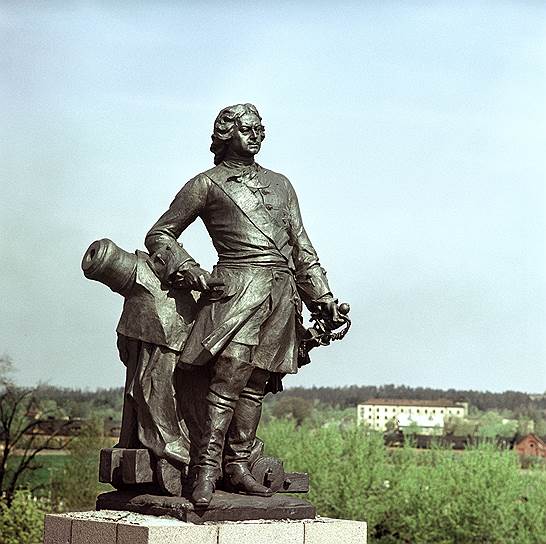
[
  {"left": 0, "top": 491, "right": 48, "bottom": 544},
  {"left": 4, "top": 412, "right": 546, "bottom": 543},
  {"left": 49, "top": 419, "right": 111, "bottom": 510},
  {"left": 259, "top": 419, "right": 546, "bottom": 544},
  {"left": 0, "top": 422, "right": 110, "bottom": 544}
]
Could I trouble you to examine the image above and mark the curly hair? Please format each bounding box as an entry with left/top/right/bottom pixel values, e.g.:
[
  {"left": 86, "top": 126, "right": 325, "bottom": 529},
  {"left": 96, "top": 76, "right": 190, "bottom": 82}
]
[{"left": 210, "top": 103, "right": 265, "bottom": 165}]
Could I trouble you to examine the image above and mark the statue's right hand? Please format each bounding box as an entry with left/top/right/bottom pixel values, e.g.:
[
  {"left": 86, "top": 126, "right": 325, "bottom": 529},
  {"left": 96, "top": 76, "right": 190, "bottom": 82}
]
[{"left": 172, "top": 265, "right": 224, "bottom": 291}]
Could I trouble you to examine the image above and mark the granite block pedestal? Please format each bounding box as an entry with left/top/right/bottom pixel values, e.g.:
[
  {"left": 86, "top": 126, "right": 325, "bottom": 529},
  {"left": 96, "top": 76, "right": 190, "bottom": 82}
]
[{"left": 43, "top": 510, "right": 367, "bottom": 544}]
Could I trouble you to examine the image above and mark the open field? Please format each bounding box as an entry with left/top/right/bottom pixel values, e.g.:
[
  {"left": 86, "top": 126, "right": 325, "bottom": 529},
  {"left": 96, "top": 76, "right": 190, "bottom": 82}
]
[{"left": 6, "top": 454, "right": 68, "bottom": 497}]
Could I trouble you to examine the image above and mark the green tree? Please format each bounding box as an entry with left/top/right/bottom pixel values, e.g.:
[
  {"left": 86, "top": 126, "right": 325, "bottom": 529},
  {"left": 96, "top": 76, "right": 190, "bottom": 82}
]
[
  {"left": 444, "top": 415, "right": 476, "bottom": 436},
  {"left": 37, "top": 398, "right": 66, "bottom": 419},
  {"left": 404, "top": 421, "right": 421, "bottom": 435},
  {"left": 50, "top": 418, "right": 110, "bottom": 510},
  {"left": 384, "top": 417, "right": 398, "bottom": 432},
  {"left": 0, "top": 357, "right": 71, "bottom": 505},
  {"left": 0, "top": 490, "right": 48, "bottom": 544},
  {"left": 533, "top": 415, "right": 546, "bottom": 436},
  {"left": 476, "top": 411, "right": 518, "bottom": 438},
  {"left": 271, "top": 396, "right": 313, "bottom": 426}
]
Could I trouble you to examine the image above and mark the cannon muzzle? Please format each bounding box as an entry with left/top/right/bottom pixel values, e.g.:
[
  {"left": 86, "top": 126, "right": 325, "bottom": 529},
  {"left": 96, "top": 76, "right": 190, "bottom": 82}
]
[{"left": 81, "top": 239, "right": 137, "bottom": 296}]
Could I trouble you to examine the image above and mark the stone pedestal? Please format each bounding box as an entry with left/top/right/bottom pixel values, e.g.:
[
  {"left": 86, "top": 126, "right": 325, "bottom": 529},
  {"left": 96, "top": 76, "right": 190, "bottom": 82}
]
[{"left": 43, "top": 510, "right": 367, "bottom": 544}]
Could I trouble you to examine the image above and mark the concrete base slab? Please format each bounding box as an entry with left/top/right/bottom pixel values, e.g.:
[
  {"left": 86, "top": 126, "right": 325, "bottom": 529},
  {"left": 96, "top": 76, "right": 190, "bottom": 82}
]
[{"left": 43, "top": 510, "right": 367, "bottom": 543}]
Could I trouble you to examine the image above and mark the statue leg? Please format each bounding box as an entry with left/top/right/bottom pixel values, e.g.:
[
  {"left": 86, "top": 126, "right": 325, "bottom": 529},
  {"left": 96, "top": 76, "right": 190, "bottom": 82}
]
[
  {"left": 192, "top": 342, "right": 252, "bottom": 505},
  {"left": 192, "top": 342, "right": 272, "bottom": 505},
  {"left": 223, "top": 367, "right": 271, "bottom": 493}
]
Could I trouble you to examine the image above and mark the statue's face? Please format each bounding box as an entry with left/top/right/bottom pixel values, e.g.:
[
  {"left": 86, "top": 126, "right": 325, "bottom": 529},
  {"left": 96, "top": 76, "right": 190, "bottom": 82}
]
[{"left": 228, "top": 112, "right": 264, "bottom": 158}]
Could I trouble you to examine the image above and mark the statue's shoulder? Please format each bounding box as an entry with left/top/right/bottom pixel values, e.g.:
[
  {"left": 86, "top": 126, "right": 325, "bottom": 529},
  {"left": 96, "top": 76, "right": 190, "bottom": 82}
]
[
  {"left": 258, "top": 165, "right": 291, "bottom": 186},
  {"left": 177, "top": 165, "right": 225, "bottom": 193},
  {"left": 199, "top": 163, "right": 229, "bottom": 182}
]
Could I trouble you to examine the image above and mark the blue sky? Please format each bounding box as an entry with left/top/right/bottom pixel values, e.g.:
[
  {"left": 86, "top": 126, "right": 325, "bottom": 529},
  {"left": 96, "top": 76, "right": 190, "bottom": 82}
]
[{"left": 1, "top": 2, "right": 545, "bottom": 392}]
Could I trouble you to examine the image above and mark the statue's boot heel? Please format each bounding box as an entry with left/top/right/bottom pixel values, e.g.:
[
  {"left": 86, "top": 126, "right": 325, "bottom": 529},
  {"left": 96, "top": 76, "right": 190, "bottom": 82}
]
[
  {"left": 192, "top": 467, "right": 218, "bottom": 506},
  {"left": 225, "top": 463, "right": 273, "bottom": 497},
  {"left": 192, "top": 480, "right": 215, "bottom": 506}
]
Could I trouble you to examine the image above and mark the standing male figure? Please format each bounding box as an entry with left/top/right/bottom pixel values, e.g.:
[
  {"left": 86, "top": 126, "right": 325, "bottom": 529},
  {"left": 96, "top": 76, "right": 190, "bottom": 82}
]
[{"left": 145, "top": 103, "right": 342, "bottom": 506}]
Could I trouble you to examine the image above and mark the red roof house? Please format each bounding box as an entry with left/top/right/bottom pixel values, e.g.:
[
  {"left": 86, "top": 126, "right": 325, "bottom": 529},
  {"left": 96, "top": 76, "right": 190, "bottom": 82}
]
[{"left": 515, "top": 433, "right": 546, "bottom": 458}]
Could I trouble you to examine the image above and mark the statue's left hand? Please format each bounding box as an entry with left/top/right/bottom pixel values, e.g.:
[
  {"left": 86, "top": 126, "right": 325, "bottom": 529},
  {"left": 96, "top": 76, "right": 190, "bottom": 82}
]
[
  {"left": 315, "top": 295, "right": 346, "bottom": 330},
  {"left": 172, "top": 265, "right": 224, "bottom": 291}
]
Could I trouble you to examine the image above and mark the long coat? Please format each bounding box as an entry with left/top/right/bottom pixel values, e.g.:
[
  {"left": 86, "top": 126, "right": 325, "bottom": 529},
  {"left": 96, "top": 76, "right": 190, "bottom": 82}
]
[
  {"left": 145, "top": 161, "right": 331, "bottom": 374},
  {"left": 116, "top": 252, "right": 197, "bottom": 351}
]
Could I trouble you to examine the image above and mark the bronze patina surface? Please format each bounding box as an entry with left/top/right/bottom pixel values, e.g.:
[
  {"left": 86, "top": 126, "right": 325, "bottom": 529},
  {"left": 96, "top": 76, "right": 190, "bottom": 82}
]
[{"left": 83, "top": 103, "right": 350, "bottom": 519}]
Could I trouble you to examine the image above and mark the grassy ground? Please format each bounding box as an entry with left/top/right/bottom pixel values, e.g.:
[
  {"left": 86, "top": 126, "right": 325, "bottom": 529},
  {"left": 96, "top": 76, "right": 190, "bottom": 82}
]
[
  {"left": 7, "top": 454, "right": 68, "bottom": 497},
  {"left": 8, "top": 451, "right": 112, "bottom": 507}
]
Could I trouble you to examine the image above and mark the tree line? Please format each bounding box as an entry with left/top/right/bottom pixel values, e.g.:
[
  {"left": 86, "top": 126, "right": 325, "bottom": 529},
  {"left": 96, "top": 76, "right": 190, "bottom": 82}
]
[
  {"left": 29, "top": 382, "right": 545, "bottom": 418},
  {"left": 270, "top": 384, "right": 545, "bottom": 413}
]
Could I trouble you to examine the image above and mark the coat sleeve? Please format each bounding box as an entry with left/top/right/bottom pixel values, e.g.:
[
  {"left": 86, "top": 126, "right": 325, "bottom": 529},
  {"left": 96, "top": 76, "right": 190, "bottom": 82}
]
[
  {"left": 144, "top": 174, "right": 210, "bottom": 285},
  {"left": 285, "top": 177, "right": 332, "bottom": 307}
]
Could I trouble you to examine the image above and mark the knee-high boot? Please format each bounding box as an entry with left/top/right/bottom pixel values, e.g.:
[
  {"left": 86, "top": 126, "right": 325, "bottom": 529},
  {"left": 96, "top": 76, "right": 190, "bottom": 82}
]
[
  {"left": 223, "top": 374, "right": 272, "bottom": 496},
  {"left": 224, "top": 388, "right": 262, "bottom": 466},
  {"left": 192, "top": 389, "right": 236, "bottom": 505}
]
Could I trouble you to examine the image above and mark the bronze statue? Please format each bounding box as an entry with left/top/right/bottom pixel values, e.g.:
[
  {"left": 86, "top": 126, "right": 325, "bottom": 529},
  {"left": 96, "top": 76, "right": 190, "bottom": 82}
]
[
  {"left": 144, "top": 103, "right": 345, "bottom": 505},
  {"left": 82, "top": 103, "right": 350, "bottom": 521}
]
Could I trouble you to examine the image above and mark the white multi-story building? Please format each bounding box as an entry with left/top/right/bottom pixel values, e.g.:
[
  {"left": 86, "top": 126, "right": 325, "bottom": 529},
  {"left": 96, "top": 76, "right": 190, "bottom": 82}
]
[{"left": 357, "top": 398, "right": 468, "bottom": 432}]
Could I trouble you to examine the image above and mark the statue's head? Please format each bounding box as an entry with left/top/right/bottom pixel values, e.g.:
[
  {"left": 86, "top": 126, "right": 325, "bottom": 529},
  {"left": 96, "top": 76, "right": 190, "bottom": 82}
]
[{"left": 210, "top": 103, "right": 265, "bottom": 165}]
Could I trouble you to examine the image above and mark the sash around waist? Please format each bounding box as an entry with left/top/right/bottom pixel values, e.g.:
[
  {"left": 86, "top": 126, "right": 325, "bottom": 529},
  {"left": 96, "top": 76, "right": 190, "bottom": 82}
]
[{"left": 216, "top": 260, "right": 293, "bottom": 272}]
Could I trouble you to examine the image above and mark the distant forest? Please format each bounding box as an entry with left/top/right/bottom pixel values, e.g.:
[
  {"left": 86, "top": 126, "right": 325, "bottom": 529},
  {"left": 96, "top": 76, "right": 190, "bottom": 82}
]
[
  {"left": 274, "top": 384, "right": 546, "bottom": 413},
  {"left": 275, "top": 385, "right": 546, "bottom": 413},
  {"left": 31, "top": 383, "right": 546, "bottom": 419}
]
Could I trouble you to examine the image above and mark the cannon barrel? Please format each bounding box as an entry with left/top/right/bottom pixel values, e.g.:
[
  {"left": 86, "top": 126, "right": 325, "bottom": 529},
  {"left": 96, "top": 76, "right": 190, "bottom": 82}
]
[{"left": 81, "top": 239, "right": 137, "bottom": 296}]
